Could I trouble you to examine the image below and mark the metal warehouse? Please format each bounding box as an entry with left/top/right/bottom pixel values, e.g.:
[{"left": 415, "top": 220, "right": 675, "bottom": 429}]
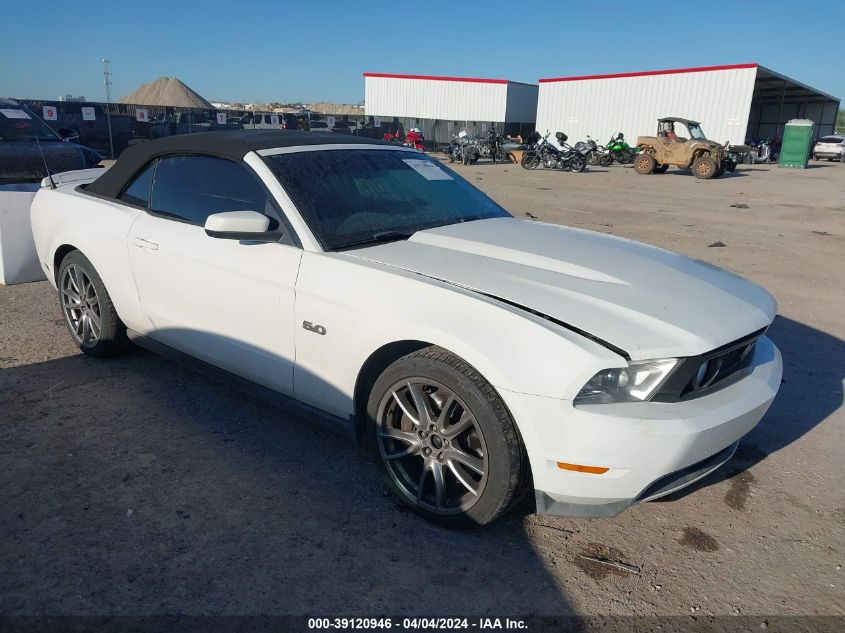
[
  {"left": 364, "top": 72, "right": 538, "bottom": 145},
  {"left": 535, "top": 63, "right": 840, "bottom": 147}
]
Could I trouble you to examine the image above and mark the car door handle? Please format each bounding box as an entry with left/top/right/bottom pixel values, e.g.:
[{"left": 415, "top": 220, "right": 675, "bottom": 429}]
[{"left": 132, "top": 237, "right": 158, "bottom": 250}]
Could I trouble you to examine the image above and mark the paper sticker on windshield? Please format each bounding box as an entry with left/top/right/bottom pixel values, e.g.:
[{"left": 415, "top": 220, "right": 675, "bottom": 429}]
[
  {"left": 402, "top": 159, "right": 453, "bottom": 181},
  {"left": 0, "top": 109, "right": 31, "bottom": 119}
]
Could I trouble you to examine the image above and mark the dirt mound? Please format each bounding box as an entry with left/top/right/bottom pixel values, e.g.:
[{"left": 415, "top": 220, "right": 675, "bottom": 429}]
[
  {"left": 120, "top": 77, "right": 213, "bottom": 108},
  {"left": 309, "top": 102, "right": 364, "bottom": 116}
]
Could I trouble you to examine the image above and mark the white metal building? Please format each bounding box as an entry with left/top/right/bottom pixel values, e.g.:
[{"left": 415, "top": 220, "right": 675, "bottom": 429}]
[
  {"left": 536, "top": 63, "right": 840, "bottom": 147},
  {"left": 364, "top": 72, "right": 538, "bottom": 144}
]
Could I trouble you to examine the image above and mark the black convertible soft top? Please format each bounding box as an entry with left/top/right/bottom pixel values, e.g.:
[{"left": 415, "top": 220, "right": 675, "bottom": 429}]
[{"left": 86, "top": 130, "right": 388, "bottom": 199}]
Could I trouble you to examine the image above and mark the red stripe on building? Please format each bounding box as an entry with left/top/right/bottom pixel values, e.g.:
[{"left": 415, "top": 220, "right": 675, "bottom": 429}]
[
  {"left": 538, "top": 63, "right": 758, "bottom": 83},
  {"left": 363, "top": 72, "right": 509, "bottom": 85}
]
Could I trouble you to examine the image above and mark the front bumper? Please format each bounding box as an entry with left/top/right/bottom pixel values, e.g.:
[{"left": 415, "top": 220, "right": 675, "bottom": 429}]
[{"left": 501, "top": 336, "right": 782, "bottom": 518}]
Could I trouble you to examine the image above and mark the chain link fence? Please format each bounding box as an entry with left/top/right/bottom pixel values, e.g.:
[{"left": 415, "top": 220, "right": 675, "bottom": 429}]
[
  {"left": 14, "top": 99, "right": 536, "bottom": 158},
  {"left": 15, "top": 99, "right": 370, "bottom": 158}
]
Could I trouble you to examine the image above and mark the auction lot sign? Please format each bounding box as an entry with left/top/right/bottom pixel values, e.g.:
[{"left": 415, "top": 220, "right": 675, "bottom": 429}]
[{"left": 42, "top": 105, "right": 57, "bottom": 121}]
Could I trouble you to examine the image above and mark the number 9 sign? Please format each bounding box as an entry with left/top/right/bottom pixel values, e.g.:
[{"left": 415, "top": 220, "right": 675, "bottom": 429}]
[{"left": 43, "top": 105, "right": 57, "bottom": 121}]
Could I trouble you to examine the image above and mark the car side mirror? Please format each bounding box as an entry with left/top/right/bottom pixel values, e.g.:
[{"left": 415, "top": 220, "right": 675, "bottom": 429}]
[
  {"left": 58, "top": 128, "right": 79, "bottom": 143},
  {"left": 205, "top": 211, "right": 272, "bottom": 240}
]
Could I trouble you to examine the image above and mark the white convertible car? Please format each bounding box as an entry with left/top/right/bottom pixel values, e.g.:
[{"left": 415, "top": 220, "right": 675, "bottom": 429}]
[{"left": 30, "top": 131, "right": 782, "bottom": 526}]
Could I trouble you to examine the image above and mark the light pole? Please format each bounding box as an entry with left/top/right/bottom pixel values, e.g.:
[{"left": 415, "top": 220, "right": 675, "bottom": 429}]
[{"left": 102, "top": 58, "right": 115, "bottom": 159}]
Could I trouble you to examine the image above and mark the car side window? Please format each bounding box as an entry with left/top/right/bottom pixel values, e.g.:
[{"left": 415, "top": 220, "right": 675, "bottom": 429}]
[
  {"left": 118, "top": 161, "right": 156, "bottom": 208},
  {"left": 149, "top": 155, "right": 275, "bottom": 226}
]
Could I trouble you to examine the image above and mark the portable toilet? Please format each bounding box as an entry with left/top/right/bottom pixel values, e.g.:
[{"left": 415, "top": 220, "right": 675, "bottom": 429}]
[{"left": 779, "top": 119, "right": 814, "bottom": 168}]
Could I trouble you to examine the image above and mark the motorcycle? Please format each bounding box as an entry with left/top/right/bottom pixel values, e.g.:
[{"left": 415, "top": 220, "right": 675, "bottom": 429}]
[
  {"left": 606, "top": 132, "right": 638, "bottom": 164},
  {"left": 723, "top": 141, "right": 745, "bottom": 172},
  {"left": 520, "top": 131, "right": 586, "bottom": 172},
  {"left": 584, "top": 136, "right": 611, "bottom": 166},
  {"left": 403, "top": 128, "right": 425, "bottom": 151},
  {"left": 747, "top": 138, "right": 779, "bottom": 164},
  {"left": 444, "top": 131, "right": 480, "bottom": 165},
  {"left": 477, "top": 129, "right": 505, "bottom": 163}
]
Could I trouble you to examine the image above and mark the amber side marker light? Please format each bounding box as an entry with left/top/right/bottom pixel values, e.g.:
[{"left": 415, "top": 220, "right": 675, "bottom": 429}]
[{"left": 557, "top": 462, "right": 609, "bottom": 475}]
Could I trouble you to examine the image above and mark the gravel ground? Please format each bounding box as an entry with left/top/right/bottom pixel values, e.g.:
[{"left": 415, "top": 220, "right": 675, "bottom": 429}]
[{"left": 1, "top": 159, "right": 843, "bottom": 618}]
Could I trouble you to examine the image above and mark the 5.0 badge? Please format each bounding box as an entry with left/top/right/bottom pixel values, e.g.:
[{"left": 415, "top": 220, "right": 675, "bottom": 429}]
[{"left": 302, "top": 321, "right": 327, "bottom": 335}]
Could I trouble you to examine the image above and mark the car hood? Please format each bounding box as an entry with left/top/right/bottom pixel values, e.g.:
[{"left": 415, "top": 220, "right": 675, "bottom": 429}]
[
  {"left": 347, "top": 217, "right": 776, "bottom": 360},
  {"left": 0, "top": 141, "right": 101, "bottom": 184}
]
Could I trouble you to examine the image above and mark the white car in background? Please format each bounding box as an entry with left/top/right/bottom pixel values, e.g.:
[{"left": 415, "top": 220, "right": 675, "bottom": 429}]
[
  {"left": 813, "top": 134, "right": 845, "bottom": 162},
  {"left": 30, "top": 131, "right": 782, "bottom": 526}
]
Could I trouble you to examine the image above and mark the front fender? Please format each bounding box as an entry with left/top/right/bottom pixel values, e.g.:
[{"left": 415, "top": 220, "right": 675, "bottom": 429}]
[{"left": 292, "top": 251, "right": 623, "bottom": 420}]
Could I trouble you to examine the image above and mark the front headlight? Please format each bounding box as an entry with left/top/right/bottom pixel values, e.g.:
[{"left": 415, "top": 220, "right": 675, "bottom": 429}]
[{"left": 574, "top": 359, "right": 679, "bottom": 405}]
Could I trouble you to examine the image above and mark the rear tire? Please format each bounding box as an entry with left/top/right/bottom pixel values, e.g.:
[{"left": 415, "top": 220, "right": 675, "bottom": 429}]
[
  {"left": 57, "top": 250, "right": 128, "bottom": 357},
  {"left": 634, "top": 154, "right": 656, "bottom": 174},
  {"left": 692, "top": 156, "right": 717, "bottom": 179},
  {"left": 367, "top": 347, "right": 527, "bottom": 527}
]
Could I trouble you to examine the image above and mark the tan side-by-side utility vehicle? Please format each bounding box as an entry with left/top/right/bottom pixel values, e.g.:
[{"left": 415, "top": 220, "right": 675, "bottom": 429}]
[{"left": 635, "top": 117, "right": 728, "bottom": 179}]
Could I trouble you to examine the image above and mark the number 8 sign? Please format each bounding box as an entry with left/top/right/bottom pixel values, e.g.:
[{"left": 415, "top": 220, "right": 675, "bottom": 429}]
[
  {"left": 136, "top": 109, "right": 148, "bottom": 122},
  {"left": 43, "top": 105, "right": 57, "bottom": 121}
]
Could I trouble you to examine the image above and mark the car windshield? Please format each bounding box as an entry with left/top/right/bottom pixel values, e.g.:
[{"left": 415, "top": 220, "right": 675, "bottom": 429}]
[
  {"left": 0, "top": 107, "right": 60, "bottom": 142},
  {"left": 819, "top": 136, "right": 842, "bottom": 144},
  {"left": 265, "top": 149, "right": 510, "bottom": 251},
  {"left": 686, "top": 123, "right": 707, "bottom": 141}
]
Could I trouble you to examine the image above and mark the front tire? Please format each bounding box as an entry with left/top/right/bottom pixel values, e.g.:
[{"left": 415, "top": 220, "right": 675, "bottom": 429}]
[
  {"left": 367, "top": 347, "right": 527, "bottom": 527},
  {"left": 568, "top": 155, "right": 586, "bottom": 172},
  {"left": 521, "top": 153, "right": 540, "bottom": 170},
  {"left": 692, "top": 156, "right": 717, "bottom": 179},
  {"left": 57, "top": 250, "right": 128, "bottom": 357}
]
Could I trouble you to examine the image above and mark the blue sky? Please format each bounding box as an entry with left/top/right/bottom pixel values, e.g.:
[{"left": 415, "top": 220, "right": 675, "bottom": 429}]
[{"left": 2, "top": 1, "right": 843, "bottom": 104}]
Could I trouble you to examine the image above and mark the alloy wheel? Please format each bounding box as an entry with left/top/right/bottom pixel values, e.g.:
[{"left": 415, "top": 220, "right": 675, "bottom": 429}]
[
  {"left": 376, "top": 379, "right": 489, "bottom": 515},
  {"left": 61, "top": 264, "right": 102, "bottom": 346}
]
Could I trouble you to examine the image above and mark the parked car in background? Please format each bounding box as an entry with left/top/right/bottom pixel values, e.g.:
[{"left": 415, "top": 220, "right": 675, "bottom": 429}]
[
  {"left": 30, "top": 130, "right": 782, "bottom": 527},
  {"left": 150, "top": 111, "right": 213, "bottom": 139},
  {"left": 331, "top": 120, "right": 357, "bottom": 134},
  {"left": 281, "top": 113, "right": 307, "bottom": 130},
  {"left": 56, "top": 102, "right": 132, "bottom": 155},
  {"left": 240, "top": 113, "right": 281, "bottom": 130},
  {"left": 0, "top": 98, "right": 101, "bottom": 185},
  {"left": 813, "top": 134, "right": 845, "bottom": 162},
  {"left": 308, "top": 120, "right": 331, "bottom": 132}
]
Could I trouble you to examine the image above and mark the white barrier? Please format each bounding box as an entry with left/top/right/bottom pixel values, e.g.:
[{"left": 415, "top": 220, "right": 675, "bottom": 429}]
[{"left": 0, "top": 184, "right": 47, "bottom": 285}]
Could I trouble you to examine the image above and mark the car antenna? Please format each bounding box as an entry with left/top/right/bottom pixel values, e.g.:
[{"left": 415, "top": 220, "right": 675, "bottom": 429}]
[{"left": 35, "top": 136, "right": 57, "bottom": 189}]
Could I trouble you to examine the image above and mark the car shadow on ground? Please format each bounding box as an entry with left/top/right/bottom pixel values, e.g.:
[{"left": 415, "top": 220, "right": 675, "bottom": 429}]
[
  {"left": 659, "top": 314, "right": 844, "bottom": 501},
  {"left": 662, "top": 169, "right": 750, "bottom": 178},
  {"left": 0, "top": 341, "right": 575, "bottom": 616},
  {"left": 804, "top": 162, "right": 840, "bottom": 169}
]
